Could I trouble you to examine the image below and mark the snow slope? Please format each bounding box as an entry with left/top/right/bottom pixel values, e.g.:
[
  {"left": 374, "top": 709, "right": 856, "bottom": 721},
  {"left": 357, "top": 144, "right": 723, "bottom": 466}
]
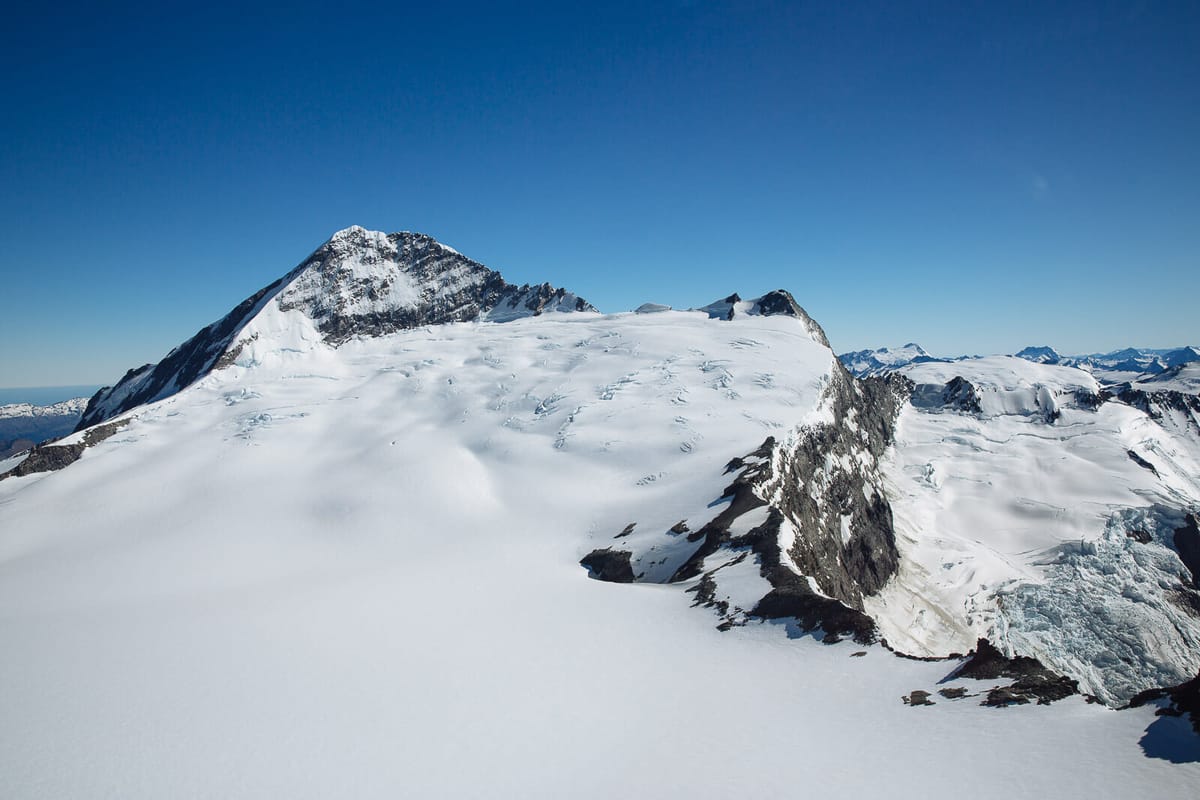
[
  {"left": 3, "top": 312, "right": 1198, "bottom": 796},
  {"left": 3, "top": 318, "right": 1199, "bottom": 797}
]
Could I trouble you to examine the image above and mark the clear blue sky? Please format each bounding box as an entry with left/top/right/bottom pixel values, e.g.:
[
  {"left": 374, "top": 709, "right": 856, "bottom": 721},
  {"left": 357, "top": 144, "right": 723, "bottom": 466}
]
[{"left": 2, "top": 1, "right": 1197, "bottom": 387}]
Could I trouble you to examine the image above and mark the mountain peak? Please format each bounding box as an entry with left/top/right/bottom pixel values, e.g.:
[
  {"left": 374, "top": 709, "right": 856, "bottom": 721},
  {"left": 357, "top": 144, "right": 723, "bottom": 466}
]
[
  {"left": 837, "top": 343, "right": 938, "bottom": 377},
  {"left": 697, "top": 289, "right": 831, "bottom": 347},
  {"left": 1015, "top": 345, "right": 1062, "bottom": 364},
  {"left": 77, "top": 227, "right": 594, "bottom": 429}
]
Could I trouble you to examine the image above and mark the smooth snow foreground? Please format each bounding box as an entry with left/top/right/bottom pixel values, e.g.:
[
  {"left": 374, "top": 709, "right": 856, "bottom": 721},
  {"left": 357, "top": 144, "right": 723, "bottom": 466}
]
[{"left": 1, "top": 311, "right": 1198, "bottom": 798}]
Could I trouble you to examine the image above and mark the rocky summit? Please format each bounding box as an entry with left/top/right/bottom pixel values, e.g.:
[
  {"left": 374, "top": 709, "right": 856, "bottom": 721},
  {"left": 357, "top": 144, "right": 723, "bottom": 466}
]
[{"left": 77, "top": 226, "right": 594, "bottom": 430}]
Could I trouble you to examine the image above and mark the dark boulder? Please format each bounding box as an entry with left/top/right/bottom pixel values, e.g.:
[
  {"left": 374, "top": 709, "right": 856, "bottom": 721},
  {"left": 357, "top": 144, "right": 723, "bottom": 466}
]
[{"left": 580, "top": 549, "right": 636, "bottom": 583}]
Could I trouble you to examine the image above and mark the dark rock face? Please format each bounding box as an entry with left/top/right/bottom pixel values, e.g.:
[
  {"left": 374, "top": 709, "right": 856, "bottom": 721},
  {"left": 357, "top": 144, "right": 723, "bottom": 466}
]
[
  {"left": 1127, "top": 450, "right": 1160, "bottom": 476},
  {"left": 278, "top": 230, "right": 594, "bottom": 345},
  {"left": 909, "top": 375, "right": 982, "bottom": 414},
  {"left": 954, "top": 638, "right": 1048, "bottom": 680},
  {"left": 751, "top": 290, "right": 832, "bottom": 348},
  {"left": 580, "top": 548, "right": 636, "bottom": 583},
  {"left": 950, "top": 638, "right": 1080, "bottom": 706},
  {"left": 1127, "top": 528, "right": 1154, "bottom": 544},
  {"left": 941, "top": 376, "right": 982, "bottom": 413},
  {"left": 1073, "top": 388, "right": 1111, "bottom": 410},
  {"left": 78, "top": 228, "right": 593, "bottom": 431},
  {"left": 624, "top": 366, "right": 912, "bottom": 643},
  {"left": 1127, "top": 671, "right": 1200, "bottom": 735},
  {"left": 763, "top": 369, "right": 910, "bottom": 606},
  {"left": 699, "top": 289, "right": 832, "bottom": 348},
  {"left": 1113, "top": 385, "right": 1200, "bottom": 434},
  {"left": 669, "top": 438, "right": 775, "bottom": 584},
  {"left": 1, "top": 420, "right": 129, "bottom": 481},
  {"left": 2, "top": 441, "right": 85, "bottom": 477},
  {"left": 750, "top": 582, "right": 878, "bottom": 644},
  {"left": 1174, "top": 514, "right": 1200, "bottom": 588}
]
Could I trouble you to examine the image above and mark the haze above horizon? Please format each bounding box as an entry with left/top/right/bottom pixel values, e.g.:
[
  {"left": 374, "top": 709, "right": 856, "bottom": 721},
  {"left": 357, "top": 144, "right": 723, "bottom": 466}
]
[{"left": 2, "top": 1, "right": 1196, "bottom": 387}]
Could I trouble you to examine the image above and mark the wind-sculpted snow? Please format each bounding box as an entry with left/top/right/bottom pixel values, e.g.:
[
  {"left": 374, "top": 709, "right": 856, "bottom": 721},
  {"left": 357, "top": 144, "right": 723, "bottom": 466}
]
[
  {"left": 872, "top": 356, "right": 1200, "bottom": 704},
  {"left": 78, "top": 227, "right": 593, "bottom": 429}
]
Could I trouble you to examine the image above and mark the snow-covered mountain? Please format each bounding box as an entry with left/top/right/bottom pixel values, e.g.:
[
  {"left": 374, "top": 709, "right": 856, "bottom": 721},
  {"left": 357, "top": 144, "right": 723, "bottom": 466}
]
[
  {"left": 3, "top": 228, "right": 1199, "bottom": 798},
  {"left": 0, "top": 398, "right": 89, "bottom": 419},
  {"left": 837, "top": 342, "right": 943, "bottom": 376},
  {"left": 1016, "top": 345, "right": 1200, "bottom": 380},
  {"left": 842, "top": 343, "right": 1200, "bottom": 387},
  {"left": 77, "top": 226, "right": 594, "bottom": 430},
  {"left": 1014, "top": 345, "right": 1063, "bottom": 364}
]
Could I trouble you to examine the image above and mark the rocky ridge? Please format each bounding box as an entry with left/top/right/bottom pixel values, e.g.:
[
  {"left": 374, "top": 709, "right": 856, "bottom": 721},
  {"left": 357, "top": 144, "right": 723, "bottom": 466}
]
[{"left": 583, "top": 301, "right": 915, "bottom": 645}]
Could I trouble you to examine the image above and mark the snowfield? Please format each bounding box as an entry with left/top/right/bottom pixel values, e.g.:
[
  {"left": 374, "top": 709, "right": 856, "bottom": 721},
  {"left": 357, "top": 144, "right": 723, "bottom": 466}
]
[
  {"left": 1, "top": 312, "right": 1197, "bottom": 798},
  {"left": 2, "top": 228, "right": 1199, "bottom": 797}
]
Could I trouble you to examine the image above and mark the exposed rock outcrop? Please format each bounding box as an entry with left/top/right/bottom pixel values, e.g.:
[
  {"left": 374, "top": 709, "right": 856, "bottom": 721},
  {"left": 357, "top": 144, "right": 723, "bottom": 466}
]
[
  {"left": 1127, "top": 671, "right": 1200, "bottom": 735},
  {"left": 698, "top": 289, "right": 831, "bottom": 348},
  {"left": 0, "top": 419, "right": 130, "bottom": 481},
  {"left": 580, "top": 548, "right": 636, "bottom": 583},
  {"left": 1175, "top": 514, "right": 1200, "bottom": 588},
  {"left": 1112, "top": 385, "right": 1200, "bottom": 439},
  {"left": 949, "top": 638, "right": 1080, "bottom": 706},
  {"left": 601, "top": 360, "right": 913, "bottom": 644}
]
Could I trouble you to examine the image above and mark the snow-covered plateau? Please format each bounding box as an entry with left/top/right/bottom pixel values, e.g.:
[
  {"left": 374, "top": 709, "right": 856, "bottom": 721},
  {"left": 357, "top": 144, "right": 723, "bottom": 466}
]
[{"left": 2, "top": 227, "right": 1198, "bottom": 798}]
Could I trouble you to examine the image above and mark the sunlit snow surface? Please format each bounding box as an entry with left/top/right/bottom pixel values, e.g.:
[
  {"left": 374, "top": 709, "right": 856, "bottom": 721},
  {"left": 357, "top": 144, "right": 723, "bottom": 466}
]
[{"left": 1, "top": 315, "right": 1198, "bottom": 797}]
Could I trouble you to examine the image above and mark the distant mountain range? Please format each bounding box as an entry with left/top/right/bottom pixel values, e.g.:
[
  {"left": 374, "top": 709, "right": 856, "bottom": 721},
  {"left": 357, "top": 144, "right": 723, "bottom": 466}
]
[
  {"left": 840, "top": 343, "right": 1200, "bottom": 384},
  {"left": 0, "top": 397, "right": 89, "bottom": 459}
]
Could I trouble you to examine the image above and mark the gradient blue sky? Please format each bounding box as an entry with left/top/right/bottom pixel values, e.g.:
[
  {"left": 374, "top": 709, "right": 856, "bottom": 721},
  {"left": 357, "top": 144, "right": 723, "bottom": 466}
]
[{"left": 2, "top": 1, "right": 1197, "bottom": 387}]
